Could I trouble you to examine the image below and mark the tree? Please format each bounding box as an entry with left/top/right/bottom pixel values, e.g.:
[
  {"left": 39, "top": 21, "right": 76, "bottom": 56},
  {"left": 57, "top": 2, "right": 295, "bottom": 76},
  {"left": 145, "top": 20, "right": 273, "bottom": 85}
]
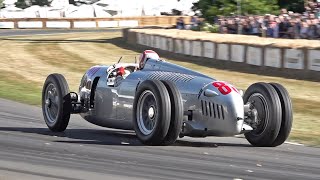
[
  {"left": 0, "top": 0, "right": 3, "bottom": 8},
  {"left": 15, "top": 0, "right": 50, "bottom": 9},
  {"left": 15, "top": 0, "right": 29, "bottom": 9},
  {"left": 241, "top": 0, "right": 279, "bottom": 15},
  {"left": 193, "top": 0, "right": 280, "bottom": 21},
  {"left": 278, "top": 0, "right": 305, "bottom": 13},
  {"left": 32, "top": 0, "right": 50, "bottom": 6}
]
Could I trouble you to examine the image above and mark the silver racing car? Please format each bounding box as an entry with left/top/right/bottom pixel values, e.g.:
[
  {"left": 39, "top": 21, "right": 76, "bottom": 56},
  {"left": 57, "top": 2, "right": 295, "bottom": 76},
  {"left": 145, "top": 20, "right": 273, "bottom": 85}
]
[{"left": 42, "top": 50, "right": 293, "bottom": 146}]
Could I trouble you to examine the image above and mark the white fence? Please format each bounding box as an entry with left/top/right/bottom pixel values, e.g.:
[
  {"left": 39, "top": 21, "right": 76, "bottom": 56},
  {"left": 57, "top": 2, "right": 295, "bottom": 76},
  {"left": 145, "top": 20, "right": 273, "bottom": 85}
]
[
  {"left": 0, "top": 16, "right": 190, "bottom": 29},
  {"left": 130, "top": 31, "right": 320, "bottom": 73}
]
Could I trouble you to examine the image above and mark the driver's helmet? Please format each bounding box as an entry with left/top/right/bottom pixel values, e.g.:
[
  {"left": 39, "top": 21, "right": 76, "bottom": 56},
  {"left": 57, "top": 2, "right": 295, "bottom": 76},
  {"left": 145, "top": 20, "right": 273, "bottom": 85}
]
[{"left": 139, "top": 50, "right": 159, "bottom": 69}]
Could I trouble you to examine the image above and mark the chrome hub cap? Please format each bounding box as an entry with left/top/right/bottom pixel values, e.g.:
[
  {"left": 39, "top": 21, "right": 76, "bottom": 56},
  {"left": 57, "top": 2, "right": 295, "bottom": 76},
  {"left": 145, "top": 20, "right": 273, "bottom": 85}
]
[
  {"left": 247, "top": 93, "right": 269, "bottom": 136},
  {"left": 148, "top": 106, "right": 155, "bottom": 119},
  {"left": 137, "top": 90, "right": 158, "bottom": 135},
  {"left": 44, "top": 83, "right": 59, "bottom": 124}
]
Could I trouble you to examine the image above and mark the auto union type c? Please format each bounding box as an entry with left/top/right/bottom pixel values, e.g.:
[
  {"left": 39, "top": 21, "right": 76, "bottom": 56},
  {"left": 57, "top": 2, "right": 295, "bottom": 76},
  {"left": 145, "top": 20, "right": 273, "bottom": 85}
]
[{"left": 42, "top": 50, "right": 292, "bottom": 146}]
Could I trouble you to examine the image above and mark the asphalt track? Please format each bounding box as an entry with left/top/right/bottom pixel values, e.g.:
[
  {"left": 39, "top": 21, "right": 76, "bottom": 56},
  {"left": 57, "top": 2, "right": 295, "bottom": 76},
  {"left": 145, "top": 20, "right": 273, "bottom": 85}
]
[
  {"left": 0, "top": 29, "right": 319, "bottom": 180},
  {"left": 1, "top": 99, "right": 320, "bottom": 180}
]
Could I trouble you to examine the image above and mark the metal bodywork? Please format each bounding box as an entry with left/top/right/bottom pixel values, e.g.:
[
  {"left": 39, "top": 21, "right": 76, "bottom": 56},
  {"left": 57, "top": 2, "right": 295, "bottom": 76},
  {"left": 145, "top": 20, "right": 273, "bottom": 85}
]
[{"left": 78, "top": 59, "right": 245, "bottom": 137}]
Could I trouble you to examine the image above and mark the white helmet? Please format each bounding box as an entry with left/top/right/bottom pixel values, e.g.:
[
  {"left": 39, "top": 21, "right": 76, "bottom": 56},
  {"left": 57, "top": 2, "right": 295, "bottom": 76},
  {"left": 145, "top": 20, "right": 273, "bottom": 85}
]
[{"left": 139, "top": 50, "right": 159, "bottom": 69}]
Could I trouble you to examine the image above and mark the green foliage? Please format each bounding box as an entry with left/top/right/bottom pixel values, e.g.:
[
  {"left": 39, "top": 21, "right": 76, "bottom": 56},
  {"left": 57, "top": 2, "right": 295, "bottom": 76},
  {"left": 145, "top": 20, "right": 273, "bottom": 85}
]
[
  {"left": 0, "top": 0, "right": 4, "bottom": 8},
  {"left": 200, "top": 23, "right": 211, "bottom": 31},
  {"left": 200, "top": 23, "right": 220, "bottom": 33},
  {"left": 208, "top": 24, "right": 220, "bottom": 33},
  {"left": 15, "top": 0, "right": 50, "bottom": 9},
  {"left": 32, "top": 0, "right": 50, "bottom": 6},
  {"left": 190, "top": 25, "right": 201, "bottom": 31},
  {"left": 278, "top": 0, "right": 305, "bottom": 13},
  {"left": 15, "top": 0, "right": 29, "bottom": 9},
  {"left": 193, "top": 0, "right": 280, "bottom": 21},
  {"left": 241, "top": 0, "right": 279, "bottom": 15}
]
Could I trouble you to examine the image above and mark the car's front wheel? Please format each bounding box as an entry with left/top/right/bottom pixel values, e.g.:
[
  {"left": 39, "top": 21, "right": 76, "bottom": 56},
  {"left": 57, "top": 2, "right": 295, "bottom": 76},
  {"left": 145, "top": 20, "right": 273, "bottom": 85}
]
[
  {"left": 133, "top": 80, "right": 171, "bottom": 145},
  {"left": 243, "top": 82, "right": 282, "bottom": 147},
  {"left": 161, "top": 80, "right": 183, "bottom": 145},
  {"left": 269, "top": 83, "right": 293, "bottom": 147}
]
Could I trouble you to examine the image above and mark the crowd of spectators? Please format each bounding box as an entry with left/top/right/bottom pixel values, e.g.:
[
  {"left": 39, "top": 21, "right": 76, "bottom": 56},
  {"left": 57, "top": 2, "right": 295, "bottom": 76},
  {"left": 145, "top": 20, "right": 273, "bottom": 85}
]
[
  {"left": 176, "top": 16, "right": 202, "bottom": 30},
  {"left": 216, "top": 1, "right": 320, "bottom": 39}
]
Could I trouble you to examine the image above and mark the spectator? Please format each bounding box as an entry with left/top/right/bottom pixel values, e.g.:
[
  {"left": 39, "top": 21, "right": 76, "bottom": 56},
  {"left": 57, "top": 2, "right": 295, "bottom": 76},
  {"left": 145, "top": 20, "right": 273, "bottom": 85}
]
[
  {"left": 176, "top": 17, "right": 185, "bottom": 30},
  {"left": 287, "top": 19, "right": 296, "bottom": 38},
  {"left": 273, "top": 17, "right": 280, "bottom": 38},
  {"left": 227, "top": 19, "right": 237, "bottom": 34},
  {"left": 300, "top": 22, "right": 309, "bottom": 38},
  {"left": 250, "top": 18, "right": 260, "bottom": 36},
  {"left": 280, "top": 8, "right": 288, "bottom": 15},
  {"left": 191, "top": 16, "right": 198, "bottom": 29},
  {"left": 308, "top": 19, "right": 317, "bottom": 38},
  {"left": 266, "top": 22, "right": 274, "bottom": 37},
  {"left": 315, "top": 18, "right": 320, "bottom": 37},
  {"left": 294, "top": 18, "right": 302, "bottom": 38},
  {"left": 241, "top": 19, "right": 251, "bottom": 35},
  {"left": 219, "top": 19, "right": 226, "bottom": 33},
  {"left": 279, "top": 15, "right": 290, "bottom": 38}
]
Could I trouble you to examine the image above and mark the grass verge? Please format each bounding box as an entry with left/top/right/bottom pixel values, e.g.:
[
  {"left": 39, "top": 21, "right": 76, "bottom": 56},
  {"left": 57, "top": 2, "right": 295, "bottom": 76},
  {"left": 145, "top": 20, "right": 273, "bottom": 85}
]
[{"left": 0, "top": 71, "right": 41, "bottom": 105}]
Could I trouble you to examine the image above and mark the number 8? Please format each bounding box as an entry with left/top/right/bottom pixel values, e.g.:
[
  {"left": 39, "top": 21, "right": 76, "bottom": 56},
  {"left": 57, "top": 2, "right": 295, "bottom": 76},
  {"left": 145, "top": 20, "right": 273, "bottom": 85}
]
[{"left": 213, "top": 82, "right": 232, "bottom": 95}]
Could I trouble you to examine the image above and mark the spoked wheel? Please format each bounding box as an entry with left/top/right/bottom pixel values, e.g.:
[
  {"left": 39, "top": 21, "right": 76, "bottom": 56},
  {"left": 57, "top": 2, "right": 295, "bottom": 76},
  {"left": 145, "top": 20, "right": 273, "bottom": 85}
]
[
  {"left": 243, "top": 82, "right": 282, "bottom": 147},
  {"left": 133, "top": 80, "right": 171, "bottom": 145},
  {"left": 269, "top": 83, "right": 293, "bottom": 147},
  {"left": 42, "top": 74, "right": 71, "bottom": 132},
  {"left": 137, "top": 90, "right": 158, "bottom": 136}
]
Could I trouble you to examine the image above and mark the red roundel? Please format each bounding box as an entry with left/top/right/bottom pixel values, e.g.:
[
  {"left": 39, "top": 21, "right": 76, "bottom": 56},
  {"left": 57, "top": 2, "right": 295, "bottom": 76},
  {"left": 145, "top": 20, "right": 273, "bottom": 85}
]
[{"left": 212, "top": 81, "right": 238, "bottom": 95}]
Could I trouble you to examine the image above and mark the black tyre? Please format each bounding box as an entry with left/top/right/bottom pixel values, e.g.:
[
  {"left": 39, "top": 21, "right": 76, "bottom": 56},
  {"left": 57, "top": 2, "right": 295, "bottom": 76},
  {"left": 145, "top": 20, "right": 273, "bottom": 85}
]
[
  {"left": 133, "top": 80, "right": 171, "bottom": 145},
  {"left": 243, "top": 82, "right": 282, "bottom": 147},
  {"left": 161, "top": 81, "right": 183, "bottom": 145},
  {"left": 269, "top": 83, "right": 293, "bottom": 147},
  {"left": 42, "top": 73, "right": 71, "bottom": 132}
]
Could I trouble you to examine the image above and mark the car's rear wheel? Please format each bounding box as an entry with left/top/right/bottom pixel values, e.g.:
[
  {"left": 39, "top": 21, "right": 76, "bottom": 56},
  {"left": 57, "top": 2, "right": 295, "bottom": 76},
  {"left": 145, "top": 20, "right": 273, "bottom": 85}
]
[
  {"left": 133, "top": 80, "right": 171, "bottom": 145},
  {"left": 161, "top": 80, "right": 183, "bottom": 145},
  {"left": 42, "top": 73, "right": 71, "bottom": 132},
  {"left": 269, "top": 83, "right": 293, "bottom": 147},
  {"left": 243, "top": 82, "right": 282, "bottom": 147}
]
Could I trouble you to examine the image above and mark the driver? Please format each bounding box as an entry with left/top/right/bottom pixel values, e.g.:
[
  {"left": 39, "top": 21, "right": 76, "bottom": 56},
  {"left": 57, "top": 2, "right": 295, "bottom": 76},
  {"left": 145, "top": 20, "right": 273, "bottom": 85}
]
[
  {"left": 118, "top": 66, "right": 131, "bottom": 78},
  {"left": 117, "top": 66, "right": 125, "bottom": 76},
  {"left": 114, "top": 66, "right": 130, "bottom": 86},
  {"left": 138, "top": 50, "right": 160, "bottom": 69}
]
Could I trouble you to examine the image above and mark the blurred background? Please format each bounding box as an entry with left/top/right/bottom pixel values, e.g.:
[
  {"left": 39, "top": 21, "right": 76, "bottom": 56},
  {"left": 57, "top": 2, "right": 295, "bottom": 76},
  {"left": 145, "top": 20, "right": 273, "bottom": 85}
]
[{"left": 0, "top": 0, "right": 198, "bottom": 18}]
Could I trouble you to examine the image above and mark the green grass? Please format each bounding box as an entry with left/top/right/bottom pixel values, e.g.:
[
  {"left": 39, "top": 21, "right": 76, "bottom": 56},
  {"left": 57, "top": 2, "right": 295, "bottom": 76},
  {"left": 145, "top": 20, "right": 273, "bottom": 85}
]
[
  {"left": 0, "top": 72, "right": 41, "bottom": 106},
  {"left": 0, "top": 32, "right": 319, "bottom": 146}
]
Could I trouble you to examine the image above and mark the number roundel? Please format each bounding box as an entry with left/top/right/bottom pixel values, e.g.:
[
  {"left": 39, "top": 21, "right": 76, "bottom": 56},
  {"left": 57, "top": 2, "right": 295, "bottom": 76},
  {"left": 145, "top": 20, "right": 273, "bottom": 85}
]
[{"left": 212, "top": 81, "right": 238, "bottom": 95}]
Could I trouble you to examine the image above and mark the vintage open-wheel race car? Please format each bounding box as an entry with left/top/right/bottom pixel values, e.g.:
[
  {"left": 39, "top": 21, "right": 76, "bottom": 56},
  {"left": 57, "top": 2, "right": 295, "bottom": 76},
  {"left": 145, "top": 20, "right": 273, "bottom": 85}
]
[{"left": 42, "top": 50, "right": 293, "bottom": 146}]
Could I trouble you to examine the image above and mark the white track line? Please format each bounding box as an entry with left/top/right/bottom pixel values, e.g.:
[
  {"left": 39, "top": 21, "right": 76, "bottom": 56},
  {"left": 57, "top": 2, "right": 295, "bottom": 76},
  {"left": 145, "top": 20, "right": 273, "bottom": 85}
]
[{"left": 284, "top": 141, "right": 304, "bottom": 146}]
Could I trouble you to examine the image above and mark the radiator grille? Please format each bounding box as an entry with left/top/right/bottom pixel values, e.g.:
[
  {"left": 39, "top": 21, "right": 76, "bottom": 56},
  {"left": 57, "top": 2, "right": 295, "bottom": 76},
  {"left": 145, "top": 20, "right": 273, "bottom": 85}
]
[
  {"left": 201, "top": 100, "right": 224, "bottom": 120},
  {"left": 147, "top": 72, "right": 195, "bottom": 82}
]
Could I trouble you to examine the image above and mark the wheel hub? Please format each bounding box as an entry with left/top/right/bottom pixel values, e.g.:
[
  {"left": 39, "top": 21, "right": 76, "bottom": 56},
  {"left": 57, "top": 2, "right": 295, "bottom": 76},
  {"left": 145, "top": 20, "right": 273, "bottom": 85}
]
[
  {"left": 45, "top": 98, "right": 51, "bottom": 108},
  {"left": 44, "top": 84, "right": 59, "bottom": 123},
  {"left": 148, "top": 106, "right": 155, "bottom": 119},
  {"left": 245, "top": 93, "right": 269, "bottom": 135},
  {"left": 137, "top": 90, "right": 157, "bottom": 136}
]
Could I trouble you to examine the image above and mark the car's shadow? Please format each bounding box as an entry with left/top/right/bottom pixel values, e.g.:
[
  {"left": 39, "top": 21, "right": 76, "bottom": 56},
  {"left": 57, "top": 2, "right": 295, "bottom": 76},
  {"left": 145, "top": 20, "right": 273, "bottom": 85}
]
[{"left": 0, "top": 127, "right": 251, "bottom": 147}]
